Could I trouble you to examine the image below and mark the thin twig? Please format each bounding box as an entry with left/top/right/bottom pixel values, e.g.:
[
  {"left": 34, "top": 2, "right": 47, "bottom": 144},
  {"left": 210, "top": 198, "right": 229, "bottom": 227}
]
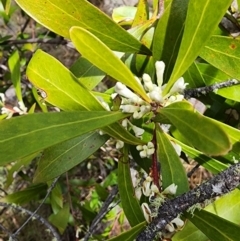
[
  {"left": 83, "top": 186, "right": 119, "bottom": 241},
  {"left": 136, "top": 163, "right": 240, "bottom": 240},
  {"left": 184, "top": 79, "right": 240, "bottom": 99},
  {"left": 1, "top": 37, "right": 68, "bottom": 46},
  {"left": 0, "top": 201, "right": 61, "bottom": 241},
  {"left": 11, "top": 176, "right": 60, "bottom": 240},
  {"left": 187, "top": 163, "right": 200, "bottom": 178}
]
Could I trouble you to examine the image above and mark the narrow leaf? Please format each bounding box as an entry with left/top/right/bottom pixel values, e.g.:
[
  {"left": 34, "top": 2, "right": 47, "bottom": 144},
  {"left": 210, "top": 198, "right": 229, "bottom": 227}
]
[
  {"left": 15, "top": 0, "right": 150, "bottom": 54},
  {"left": 70, "top": 57, "right": 105, "bottom": 90},
  {"left": 0, "top": 111, "right": 128, "bottom": 165},
  {"left": 118, "top": 145, "right": 145, "bottom": 226},
  {"left": 70, "top": 27, "right": 151, "bottom": 102},
  {"left": 34, "top": 132, "right": 109, "bottom": 183},
  {"left": 153, "top": 0, "right": 189, "bottom": 82},
  {"left": 27, "top": 50, "right": 103, "bottom": 111},
  {"left": 166, "top": 0, "right": 232, "bottom": 93},
  {"left": 187, "top": 210, "right": 240, "bottom": 241},
  {"left": 132, "top": 0, "right": 149, "bottom": 27},
  {"left": 158, "top": 101, "right": 232, "bottom": 155},
  {"left": 200, "top": 35, "right": 240, "bottom": 79},
  {"left": 156, "top": 125, "right": 189, "bottom": 194},
  {"left": 8, "top": 50, "right": 22, "bottom": 101}
]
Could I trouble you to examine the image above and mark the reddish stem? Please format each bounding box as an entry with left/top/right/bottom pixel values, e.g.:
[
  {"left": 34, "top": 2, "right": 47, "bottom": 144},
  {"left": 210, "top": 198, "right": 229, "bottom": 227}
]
[{"left": 151, "top": 128, "right": 160, "bottom": 190}]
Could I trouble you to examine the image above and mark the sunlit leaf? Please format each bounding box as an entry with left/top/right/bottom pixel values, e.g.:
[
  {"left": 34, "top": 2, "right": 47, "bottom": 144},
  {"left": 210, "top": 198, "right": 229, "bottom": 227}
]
[
  {"left": 70, "top": 27, "right": 151, "bottom": 102},
  {"left": 153, "top": 0, "right": 188, "bottom": 82},
  {"left": 0, "top": 111, "right": 128, "bottom": 165},
  {"left": 158, "top": 101, "right": 232, "bottom": 155},
  {"left": 34, "top": 132, "right": 109, "bottom": 183},
  {"left": 132, "top": 0, "right": 149, "bottom": 27},
  {"left": 187, "top": 209, "right": 240, "bottom": 241},
  {"left": 15, "top": 0, "right": 150, "bottom": 54},
  {"left": 156, "top": 125, "right": 189, "bottom": 194},
  {"left": 112, "top": 6, "right": 137, "bottom": 25},
  {"left": 165, "top": 0, "right": 232, "bottom": 94},
  {"left": 118, "top": 145, "right": 145, "bottom": 226},
  {"left": 70, "top": 57, "right": 105, "bottom": 90}
]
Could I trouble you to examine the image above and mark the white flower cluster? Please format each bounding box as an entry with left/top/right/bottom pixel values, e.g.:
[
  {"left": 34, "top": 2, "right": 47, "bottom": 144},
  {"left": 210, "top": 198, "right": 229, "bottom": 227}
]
[
  {"left": 0, "top": 93, "right": 27, "bottom": 119},
  {"left": 112, "top": 61, "right": 188, "bottom": 120},
  {"left": 136, "top": 142, "right": 155, "bottom": 158}
]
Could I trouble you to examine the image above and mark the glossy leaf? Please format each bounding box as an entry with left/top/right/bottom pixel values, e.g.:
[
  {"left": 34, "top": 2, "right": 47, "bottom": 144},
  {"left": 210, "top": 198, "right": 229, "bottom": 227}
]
[
  {"left": 183, "top": 62, "right": 205, "bottom": 88},
  {"left": 156, "top": 125, "right": 189, "bottom": 194},
  {"left": 1, "top": 183, "right": 47, "bottom": 204},
  {"left": 158, "top": 101, "right": 232, "bottom": 155},
  {"left": 112, "top": 6, "right": 137, "bottom": 25},
  {"left": 153, "top": 0, "right": 189, "bottom": 82},
  {"left": 27, "top": 50, "right": 144, "bottom": 145},
  {"left": 118, "top": 146, "right": 145, "bottom": 226},
  {"left": 107, "top": 221, "right": 146, "bottom": 241},
  {"left": 197, "top": 63, "right": 240, "bottom": 101},
  {"left": 70, "top": 57, "right": 105, "bottom": 90},
  {"left": 173, "top": 219, "right": 208, "bottom": 241},
  {"left": 165, "top": 0, "right": 232, "bottom": 93},
  {"left": 70, "top": 27, "right": 151, "bottom": 102},
  {"left": 168, "top": 135, "right": 228, "bottom": 174},
  {"left": 132, "top": 0, "right": 148, "bottom": 27},
  {"left": 8, "top": 50, "right": 22, "bottom": 101},
  {"left": 27, "top": 50, "right": 103, "bottom": 111},
  {"left": 15, "top": 0, "right": 150, "bottom": 54},
  {"left": 187, "top": 209, "right": 240, "bottom": 241},
  {"left": 34, "top": 132, "right": 109, "bottom": 183},
  {"left": 0, "top": 111, "right": 128, "bottom": 165}
]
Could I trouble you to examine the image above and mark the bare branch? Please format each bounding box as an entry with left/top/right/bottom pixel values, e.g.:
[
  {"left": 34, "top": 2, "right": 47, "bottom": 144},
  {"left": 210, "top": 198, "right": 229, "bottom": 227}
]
[{"left": 136, "top": 163, "right": 240, "bottom": 241}]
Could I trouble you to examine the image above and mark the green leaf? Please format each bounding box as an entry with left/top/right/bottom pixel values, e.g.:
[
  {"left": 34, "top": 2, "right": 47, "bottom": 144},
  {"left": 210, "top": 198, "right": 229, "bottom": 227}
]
[
  {"left": 112, "top": 6, "right": 137, "bottom": 26},
  {"left": 200, "top": 36, "right": 240, "bottom": 79},
  {"left": 8, "top": 50, "right": 22, "bottom": 101},
  {"left": 0, "top": 111, "right": 128, "bottom": 165},
  {"left": 187, "top": 209, "right": 240, "bottom": 241},
  {"left": 1, "top": 183, "right": 47, "bottom": 204},
  {"left": 118, "top": 145, "right": 145, "bottom": 226},
  {"left": 173, "top": 219, "right": 208, "bottom": 241},
  {"left": 197, "top": 62, "right": 240, "bottom": 101},
  {"left": 153, "top": 0, "right": 189, "bottom": 82},
  {"left": 27, "top": 50, "right": 145, "bottom": 146},
  {"left": 168, "top": 135, "right": 228, "bottom": 174},
  {"left": 48, "top": 203, "right": 70, "bottom": 234},
  {"left": 156, "top": 125, "right": 189, "bottom": 194},
  {"left": 70, "top": 57, "right": 105, "bottom": 90},
  {"left": 107, "top": 221, "right": 146, "bottom": 241},
  {"left": 27, "top": 50, "right": 104, "bottom": 111},
  {"left": 132, "top": 0, "right": 149, "bottom": 27},
  {"left": 1, "top": 0, "right": 11, "bottom": 14},
  {"left": 183, "top": 62, "right": 205, "bottom": 88},
  {"left": 34, "top": 132, "right": 109, "bottom": 183},
  {"left": 15, "top": 0, "right": 150, "bottom": 54},
  {"left": 158, "top": 101, "right": 232, "bottom": 155},
  {"left": 70, "top": 27, "right": 151, "bottom": 102},
  {"left": 165, "top": 0, "right": 232, "bottom": 93}
]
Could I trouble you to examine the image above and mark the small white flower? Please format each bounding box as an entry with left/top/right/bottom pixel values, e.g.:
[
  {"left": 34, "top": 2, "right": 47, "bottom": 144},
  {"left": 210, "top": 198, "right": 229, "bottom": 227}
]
[
  {"left": 115, "top": 82, "right": 143, "bottom": 104},
  {"left": 121, "top": 119, "right": 128, "bottom": 128},
  {"left": 141, "top": 203, "right": 152, "bottom": 223},
  {"left": 142, "top": 73, "right": 153, "bottom": 91},
  {"left": 148, "top": 86, "right": 163, "bottom": 103},
  {"left": 0, "top": 93, "right": 5, "bottom": 103},
  {"left": 151, "top": 184, "right": 160, "bottom": 194},
  {"left": 171, "top": 217, "right": 184, "bottom": 228},
  {"left": 169, "top": 77, "right": 188, "bottom": 94},
  {"left": 155, "top": 61, "right": 165, "bottom": 87},
  {"left": 120, "top": 104, "right": 139, "bottom": 113},
  {"left": 132, "top": 125, "right": 145, "bottom": 138},
  {"left": 136, "top": 145, "right": 143, "bottom": 151},
  {"left": 160, "top": 124, "right": 171, "bottom": 133},
  {"left": 142, "top": 177, "right": 153, "bottom": 196},
  {"left": 116, "top": 140, "right": 124, "bottom": 149},
  {"left": 162, "top": 183, "right": 178, "bottom": 195}
]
